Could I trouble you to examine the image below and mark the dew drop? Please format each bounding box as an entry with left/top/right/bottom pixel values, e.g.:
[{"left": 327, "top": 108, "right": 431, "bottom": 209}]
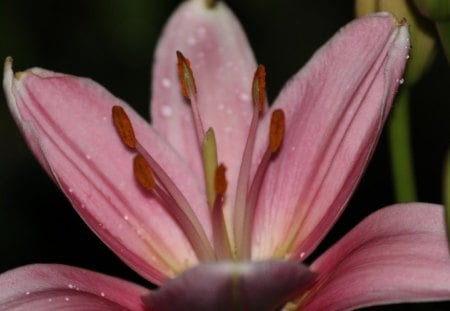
[
  {"left": 100, "top": 292, "right": 105, "bottom": 297},
  {"left": 187, "top": 36, "right": 197, "bottom": 46},
  {"left": 406, "top": 54, "right": 410, "bottom": 60},
  {"left": 48, "top": 298, "right": 53, "bottom": 302},
  {"left": 160, "top": 105, "right": 173, "bottom": 118},
  {"left": 85, "top": 154, "right": 91, "bottom": 160},
  {"left": 68, "top": 188, "right": 74, "bottom": 193},
  {"left": 123, "top": 215, "right": 129, "bottom": 221},
  {"left": 161, "top": 78, "right": 171, "bottom": 88},
  {"left": 239, "top": 93, "right": 250, "bottom": 102},
  {"left": 299, "top": 252, "right": 306, "bottom": 259},
  {"left": 399, "top": 78, "right": 404, "bottom": 85},
  {"left": 68, "top": 284, "right": 75, "bottom": 289},
  {"left": 25, "top": 291, "right": 30, "bottom": 295},
  {"left": 65, "top": 297, "right": 70, "bottom": 302},
  {"left": 196, "top": 27, "right": 206, "bottom": 37}
]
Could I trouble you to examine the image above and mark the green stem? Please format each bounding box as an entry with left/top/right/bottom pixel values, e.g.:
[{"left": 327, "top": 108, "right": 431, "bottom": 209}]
[{"left": 388, "top": 88, "right": 418, "bottom": 202}]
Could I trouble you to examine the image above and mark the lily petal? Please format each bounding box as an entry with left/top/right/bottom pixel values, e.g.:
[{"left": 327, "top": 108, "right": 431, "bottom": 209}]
[
  {"left": 143, "top": 260, "right": 315, "bottom": 311},
  {"left": 301, "top": 203, "right": 450, "bottom": 310},
  {"left": 252, "top": 14, "right": 410, "bottom": 259},
  {"left": 0, "top": 264, "right": 149, "bottom": 310},
  {"left": 3, "top": 59, "right": 211, "bottom": 284},
  {"left": 151, "top": 0, "right": 257, "bottom": 211}
]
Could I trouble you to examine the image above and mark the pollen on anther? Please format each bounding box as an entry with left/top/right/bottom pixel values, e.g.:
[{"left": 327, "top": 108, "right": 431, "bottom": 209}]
[
  {"left": 215, "top": 164, "right": 227, "bottom": 196},
  {"left": 252, "top": 64, "right": 266, "bottom": 112},
  {"left": 133, "top": 154, "right": 156, "bottom": 191},
  {"left": 112, "top": 106, "right": 136, "bottom": 149},
  {"left": 269, "top": 109, "right": 285, "bottom": 153},
  {"left": 176, "top": 51, "right": 197, "bottom": 99}
]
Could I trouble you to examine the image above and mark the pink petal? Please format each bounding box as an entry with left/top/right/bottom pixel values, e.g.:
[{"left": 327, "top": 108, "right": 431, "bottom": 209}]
[
  {"left": 3, "top": 59, "right": 211, "bottom": 284},
  {"left": 0, "top": 264, "right": 149, "bottom": 310},
  {"left": 252, "top": 14, "right": 410, "bottom": 259},
  {"left": 151, "top": 0, "right": 257, "bottom": 223},
  {"left": 143, "top": 260, "right": 315, "bottom": 311},
  {"left": 301, "top": 203, "right": 450, "bottom": 310}
]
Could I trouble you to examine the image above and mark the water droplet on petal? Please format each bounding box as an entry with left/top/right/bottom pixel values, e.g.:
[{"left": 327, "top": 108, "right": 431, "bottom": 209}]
[
  {"left": 161, "top": 78, "right": 171, "bottom": 88},
  {"left": 196, "top": 27, "right": 206, "bottom": 37},
  {"left": 406, "top": 54, "right": 410, "bottom": 60},
  {"left": 239, "top": 93, "right": 250, "bottom": 102},
  {"left": 85, "top": 154, "right": 91, "bottom": 160},
  {"left": 299, "top": 252, "right": 306, "bottom": 259},
  {"left": 160, "top": 105, "right": 173, "bottom": 118},
  {"left": 100, "top": 292, "right": 105, "bottom": 297},
  {"left": 25, "top": 291, "right": 30, "bottom": 295},
  {"left": 399, "top": 78, "right": 404, "bottom": 85},
  {"left": 65, "top": 297, "right": 70, "bottom": 302},
  {"left": 187, "top": 36, "right": 197, "bottom": 46}
]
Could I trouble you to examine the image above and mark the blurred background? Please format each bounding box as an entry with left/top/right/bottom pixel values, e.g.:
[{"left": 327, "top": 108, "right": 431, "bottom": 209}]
[{"left": 0, "top": 0, "right": 449, "bottom": 310}]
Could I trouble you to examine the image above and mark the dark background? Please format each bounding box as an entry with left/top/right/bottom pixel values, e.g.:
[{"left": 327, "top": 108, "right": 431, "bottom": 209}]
[{"left": 1, "top": 0, "right": 449, "bottom": 310}]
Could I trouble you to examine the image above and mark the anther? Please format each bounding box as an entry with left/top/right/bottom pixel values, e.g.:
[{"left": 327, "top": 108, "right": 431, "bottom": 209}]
[
  {"left": 133, "top": 154, "right": 156, "bottom": 191},
  {"left": 269, "top": 109, "right": 285, "bottom": 153},
  {"left": 252, "top": 64, "right": 266, "bottom": 112},
  {"left": 215, "top": 164, "right": 227, "bottom": 196},
  {"left": 176, "top": 51, "right": 197, "bottom": 99},
  {"left": 112, "top": 106, "right": 136, "bottom": 149}
]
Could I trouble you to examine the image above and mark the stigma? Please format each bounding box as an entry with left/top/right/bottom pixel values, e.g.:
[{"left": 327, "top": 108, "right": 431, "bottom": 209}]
[{"left": 112, "top": 51, "right": 285, "bottom": 263}]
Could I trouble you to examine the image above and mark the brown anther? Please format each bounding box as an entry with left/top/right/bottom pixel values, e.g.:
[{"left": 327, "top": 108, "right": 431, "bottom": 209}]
[
  {"left": 252, "top": 64, "right": 266, "bottom": 112},
  {"left": 269, "top": 109, "right": 285, "bottom": 153},
  {"left": 133, "top": 154, "right": 156, "bottom": 191},
  {"left": 176, "top": 51, "right": 197, "bottom": 99},
  {"left": 112, "top": 106, "right": 136, "bottom": 149},
  {"left": 215, "top": 164, "right": 228, "bottom": 196}
]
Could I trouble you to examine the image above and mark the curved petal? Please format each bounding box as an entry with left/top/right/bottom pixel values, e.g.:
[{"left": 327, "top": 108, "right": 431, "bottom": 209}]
[
  {"left": 151, "top": 0, "right": 257, "bottom": 222},
  {"left": 3, "top": 59, "right": 211, "bottom": 284},
  {"left": 0, "top": 264, "right": 149, "bottom": 310},
  {"left": 301, "top": 203, "right": 450, "bottom": 311},
  {"left": 252, "top": 14, "right": 410, "bottom": 259},
  {"left": 143, "top": 260, "right": 315, "bottom": 311}
]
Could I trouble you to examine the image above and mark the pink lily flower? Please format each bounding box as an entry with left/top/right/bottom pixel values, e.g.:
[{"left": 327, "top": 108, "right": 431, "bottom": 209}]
[{"left": 2, "top": 0, "right": 450, "bottom": 310}]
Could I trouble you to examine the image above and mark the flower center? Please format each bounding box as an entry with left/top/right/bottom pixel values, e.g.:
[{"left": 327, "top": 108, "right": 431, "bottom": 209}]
[{"left": 112, "top": 51, "right": 285, "bottom": 264}]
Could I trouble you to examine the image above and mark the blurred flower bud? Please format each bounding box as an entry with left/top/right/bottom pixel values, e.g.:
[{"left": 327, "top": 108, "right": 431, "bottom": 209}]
[
  {"left": 355, "top": 0, "right": 436, "bottom": 85},
  {"left": 413, "top": 0, "right": 450, "bottom": 21}
]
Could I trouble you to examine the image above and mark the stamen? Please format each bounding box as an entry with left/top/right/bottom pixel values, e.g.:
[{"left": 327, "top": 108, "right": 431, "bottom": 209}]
[
  {"left": 239, "top": 109, "right": 287, "bottom": 260},
  {"left": 269, "top": 109, "right": 285, "bottom": 153},
  {"left": 252, "top": 64, "right": 266, "bottom": 112},
  {"left": 111, "top": 105, "right": 215, "bottom": 261},
  {"left": 176, "top": 51, "right": 205, "bottom": 144},
  {"left": 233, "top": 64, "right": 266, "bottom": 259},
  {"left": 212, "top": 164, "right": 232, "bottom": 260},
  {"left": 202, "top": 128, "right": 219, "bottom": 209},
  {"left": 133, "top": 154, "right": 156, "bottom": 191},
  {"left": 112, "top": 105, "right": 136, "bottom": 149},
  {"left": 135, "top": 142, "right": 215, "bottom": 261}
]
